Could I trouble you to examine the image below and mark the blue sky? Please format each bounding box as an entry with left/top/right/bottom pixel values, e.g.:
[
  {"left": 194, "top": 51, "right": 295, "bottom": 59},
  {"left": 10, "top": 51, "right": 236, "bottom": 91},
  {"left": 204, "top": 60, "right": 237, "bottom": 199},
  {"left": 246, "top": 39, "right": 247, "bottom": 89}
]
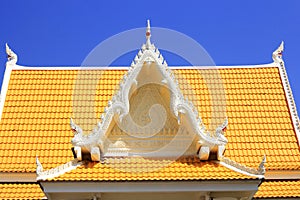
[{"left": 0, "top": 1, "right": 300, "bottom": 112}]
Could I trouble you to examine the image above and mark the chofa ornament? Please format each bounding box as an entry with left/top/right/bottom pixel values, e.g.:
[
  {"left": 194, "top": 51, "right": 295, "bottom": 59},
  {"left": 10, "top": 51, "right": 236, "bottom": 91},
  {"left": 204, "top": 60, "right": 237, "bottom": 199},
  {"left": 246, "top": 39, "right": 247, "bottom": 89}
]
[
  {"left": 272, "top": 41, "right": 284, "bottom": 63},
  {"left": 5, "top": 43, "right": 18, "bottom": 65}
]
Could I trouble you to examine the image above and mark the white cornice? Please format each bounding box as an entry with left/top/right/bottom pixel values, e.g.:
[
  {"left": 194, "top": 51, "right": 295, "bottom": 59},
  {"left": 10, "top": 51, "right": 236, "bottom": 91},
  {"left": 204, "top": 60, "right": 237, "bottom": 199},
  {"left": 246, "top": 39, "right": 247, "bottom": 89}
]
[
  {"left": 40, "top": 180, "right": 261, "bottom": 193},
  {"left": 41, "top": 180, "right": 260, "bottom": 200}
]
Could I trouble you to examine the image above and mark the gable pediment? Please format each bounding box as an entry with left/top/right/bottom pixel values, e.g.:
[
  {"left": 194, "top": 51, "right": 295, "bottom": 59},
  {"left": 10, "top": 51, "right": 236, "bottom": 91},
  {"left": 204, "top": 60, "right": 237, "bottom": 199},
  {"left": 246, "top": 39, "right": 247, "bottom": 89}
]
[{"left": 69, "top": 20, "right": 228, "bottom": 162}]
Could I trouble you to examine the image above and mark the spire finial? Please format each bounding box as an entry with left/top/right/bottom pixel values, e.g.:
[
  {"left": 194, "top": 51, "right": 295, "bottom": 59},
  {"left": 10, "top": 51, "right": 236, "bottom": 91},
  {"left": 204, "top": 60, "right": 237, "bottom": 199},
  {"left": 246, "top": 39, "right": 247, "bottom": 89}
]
[{"left": 145, "top": 19, "right": 151, "bottom": 49}]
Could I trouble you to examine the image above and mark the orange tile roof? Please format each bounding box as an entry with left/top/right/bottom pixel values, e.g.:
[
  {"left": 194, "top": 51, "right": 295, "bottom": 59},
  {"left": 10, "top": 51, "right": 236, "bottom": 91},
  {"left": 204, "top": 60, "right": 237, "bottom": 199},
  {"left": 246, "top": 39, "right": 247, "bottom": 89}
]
[
  {"left": 0, "top": 67, "right": 299, "bottom": 176},
  {"left": 0, "top": 183, "right": 46, "bottom": 199},
  {"left": 254, "top": 180, "right": 300, "bottom": 198},
  {"left": 50, "top": 157, "right": 254, "bottom": 181}
]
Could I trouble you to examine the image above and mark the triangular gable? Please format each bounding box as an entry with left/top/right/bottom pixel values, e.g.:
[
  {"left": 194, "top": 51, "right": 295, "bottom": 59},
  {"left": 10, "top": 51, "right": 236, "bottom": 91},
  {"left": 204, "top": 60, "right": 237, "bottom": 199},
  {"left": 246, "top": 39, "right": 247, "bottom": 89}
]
[{"left": 70, "top": 20, "right": 228, "bottom": 162}]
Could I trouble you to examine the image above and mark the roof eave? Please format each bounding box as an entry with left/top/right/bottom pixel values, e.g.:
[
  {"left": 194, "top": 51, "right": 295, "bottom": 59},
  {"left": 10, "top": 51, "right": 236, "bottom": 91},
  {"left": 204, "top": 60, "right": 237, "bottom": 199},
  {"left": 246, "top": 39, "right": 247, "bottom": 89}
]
[{"left": 40, "top": 179, "right": 261, "bottom": 200}]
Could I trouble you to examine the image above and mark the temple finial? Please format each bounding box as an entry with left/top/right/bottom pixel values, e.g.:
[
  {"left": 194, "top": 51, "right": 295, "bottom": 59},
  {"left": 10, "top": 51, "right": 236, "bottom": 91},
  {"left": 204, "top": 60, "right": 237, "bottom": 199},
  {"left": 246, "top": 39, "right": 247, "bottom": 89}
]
[
  {"left": 272, "top": 41, "right": 284, "bottom": 63},
  {"left": 36, "top": 156, "right": 44, "bottom": 175},
  {"left": 5, "top": 43, "right": 18, "bottom": 66},
  {"left": 145, "top": 19, "right": 151, "bottom": 49}
]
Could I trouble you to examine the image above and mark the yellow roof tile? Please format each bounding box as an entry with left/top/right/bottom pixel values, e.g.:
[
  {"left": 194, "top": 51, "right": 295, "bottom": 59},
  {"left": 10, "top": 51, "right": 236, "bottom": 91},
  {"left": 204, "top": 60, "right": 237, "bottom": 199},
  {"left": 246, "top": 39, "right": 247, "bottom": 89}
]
[
  {"left": 0, "top": 67, "right": 299, "bottom": 176},
  {"left": 0, "top": 183, "right": 45, "bottom": 199},
  {"left": 254, "top": 180, "right": 300, "bottom": 198}
]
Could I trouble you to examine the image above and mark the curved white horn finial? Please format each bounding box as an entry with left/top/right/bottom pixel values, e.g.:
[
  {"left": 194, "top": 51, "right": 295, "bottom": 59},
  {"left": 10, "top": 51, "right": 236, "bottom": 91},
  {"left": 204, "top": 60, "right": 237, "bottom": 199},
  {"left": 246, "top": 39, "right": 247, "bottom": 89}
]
[
  {"left": 5, "top": 43, "right": 18, "bottom": 66},
  {"left": 272, "top": 41, "right": 284, "bottom": 63}
]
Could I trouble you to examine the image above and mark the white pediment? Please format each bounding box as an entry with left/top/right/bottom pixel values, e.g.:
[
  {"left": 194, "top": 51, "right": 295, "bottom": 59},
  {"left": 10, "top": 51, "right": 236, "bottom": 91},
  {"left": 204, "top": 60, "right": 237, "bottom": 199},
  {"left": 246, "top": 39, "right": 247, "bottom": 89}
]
[{"left": 70, "top": 20, "right": 228, "bottom": 161}]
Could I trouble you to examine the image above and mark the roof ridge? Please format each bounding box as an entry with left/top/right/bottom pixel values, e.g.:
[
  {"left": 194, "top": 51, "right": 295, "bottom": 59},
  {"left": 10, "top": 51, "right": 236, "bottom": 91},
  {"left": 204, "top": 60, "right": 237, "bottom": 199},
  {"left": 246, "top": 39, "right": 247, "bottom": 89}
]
[
  {"left": 274, "top": 42, "right": 300, "bottom": 146},
  {"left": 8, "top": 63, "right": 277, "bottom": 71}
]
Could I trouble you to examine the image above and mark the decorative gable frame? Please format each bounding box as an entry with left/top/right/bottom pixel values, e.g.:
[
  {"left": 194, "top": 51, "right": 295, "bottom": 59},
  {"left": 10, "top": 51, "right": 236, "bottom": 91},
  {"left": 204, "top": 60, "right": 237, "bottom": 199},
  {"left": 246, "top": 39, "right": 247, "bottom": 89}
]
[{"left": 70, "top": 20, "right": 228, "bottom": 162}]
